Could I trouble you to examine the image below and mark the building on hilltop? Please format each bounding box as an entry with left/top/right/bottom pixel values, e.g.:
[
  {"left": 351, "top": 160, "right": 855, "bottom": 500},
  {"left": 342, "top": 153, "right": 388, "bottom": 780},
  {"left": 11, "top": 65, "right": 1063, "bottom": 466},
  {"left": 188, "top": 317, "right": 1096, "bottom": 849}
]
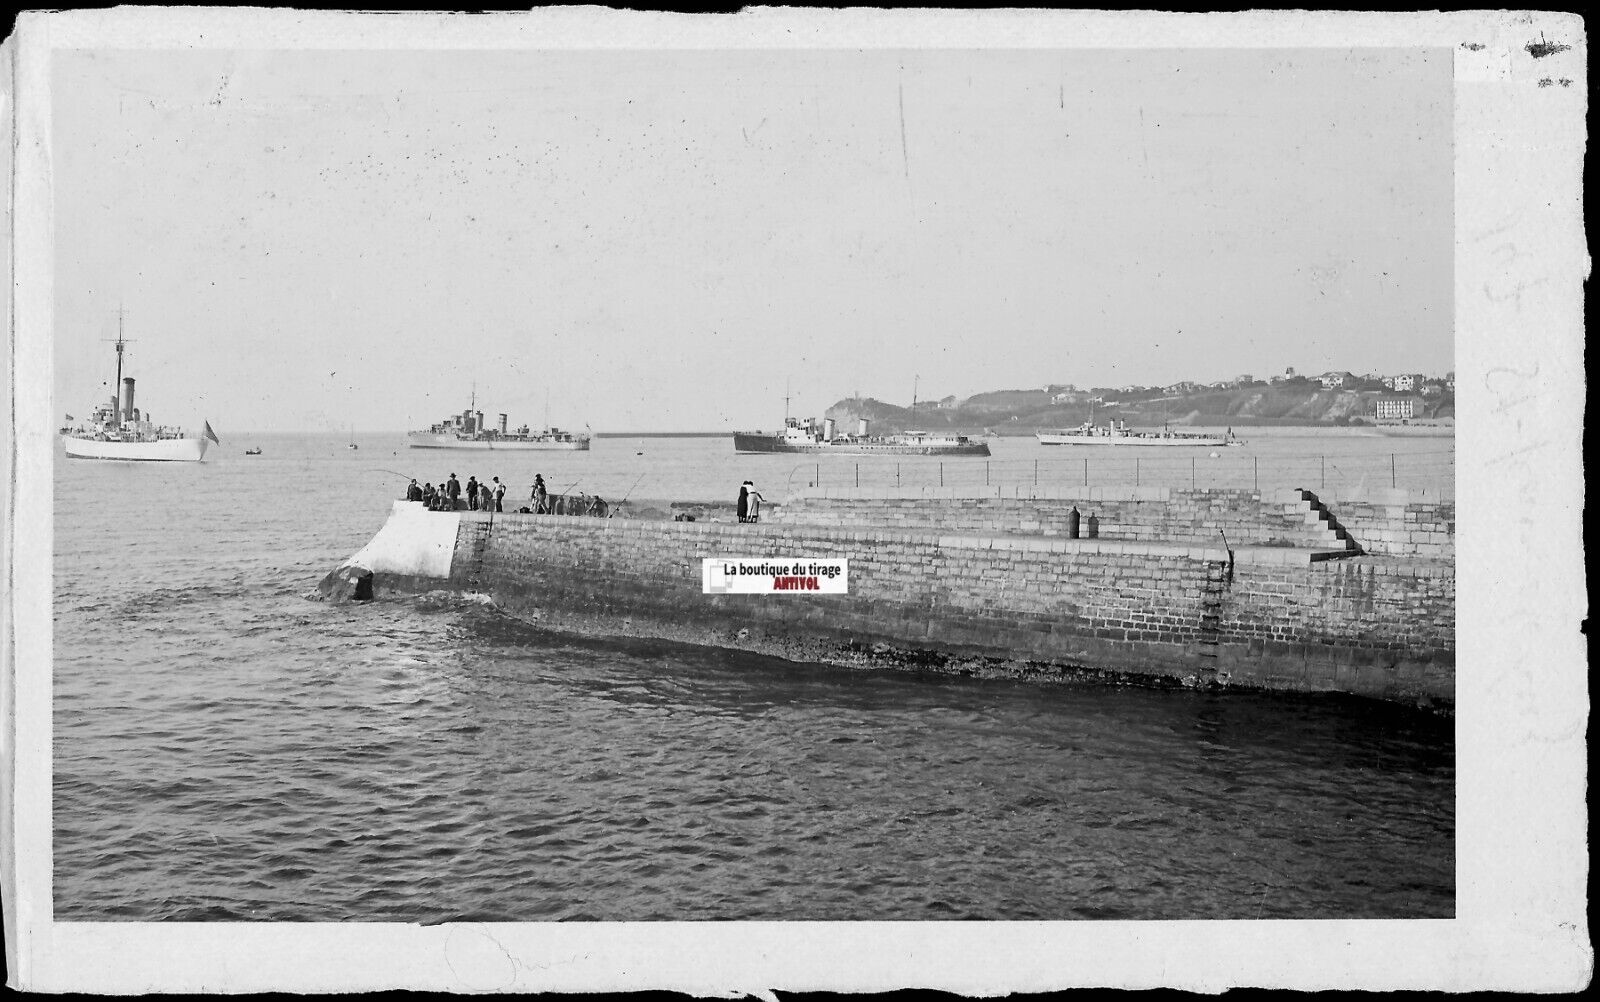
[{"left": 1318, "top": 371, "right": 1353, "bottom": 389}]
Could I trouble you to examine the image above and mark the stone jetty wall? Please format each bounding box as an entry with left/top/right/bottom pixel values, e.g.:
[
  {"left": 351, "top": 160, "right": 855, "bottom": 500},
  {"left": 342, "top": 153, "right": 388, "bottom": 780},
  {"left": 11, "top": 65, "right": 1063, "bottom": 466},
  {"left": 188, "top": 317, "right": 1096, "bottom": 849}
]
[
  {"left": 770, "top": 486, "right": 1454, "bottom": 560},
  {"left": 331, "top": 491, "right": 1455, "bottom": 706}
]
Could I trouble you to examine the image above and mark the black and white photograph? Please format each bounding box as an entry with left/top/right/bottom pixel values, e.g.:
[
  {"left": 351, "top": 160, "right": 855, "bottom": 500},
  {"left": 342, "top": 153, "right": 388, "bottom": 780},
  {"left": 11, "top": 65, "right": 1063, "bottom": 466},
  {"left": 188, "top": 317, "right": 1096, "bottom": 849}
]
[{"left": 1, "top": 7, "right": 1588, "bottom": 994}]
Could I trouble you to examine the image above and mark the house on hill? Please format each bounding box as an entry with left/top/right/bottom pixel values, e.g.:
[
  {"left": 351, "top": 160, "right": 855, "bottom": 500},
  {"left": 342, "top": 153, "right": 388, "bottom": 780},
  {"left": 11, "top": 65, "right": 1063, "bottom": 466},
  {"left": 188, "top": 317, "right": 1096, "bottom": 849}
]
[{"left": 1318, "top": 371, "right": 1353, "bottom": 389}]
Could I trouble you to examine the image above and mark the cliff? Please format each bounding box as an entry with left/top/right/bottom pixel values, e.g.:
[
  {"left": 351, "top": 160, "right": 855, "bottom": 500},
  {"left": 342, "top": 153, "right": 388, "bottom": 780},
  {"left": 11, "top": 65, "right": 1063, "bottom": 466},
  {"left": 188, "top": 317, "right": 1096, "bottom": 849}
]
[{"left": 823, "top": 385, "right": 1455, "bottom": 435}]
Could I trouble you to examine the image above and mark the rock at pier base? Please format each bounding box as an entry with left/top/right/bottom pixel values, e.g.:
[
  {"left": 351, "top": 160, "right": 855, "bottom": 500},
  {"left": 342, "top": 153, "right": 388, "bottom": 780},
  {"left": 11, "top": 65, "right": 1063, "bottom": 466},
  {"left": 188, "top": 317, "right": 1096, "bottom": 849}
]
[{"left": 319, "top": 565, "right": 373, "bottom": 603}]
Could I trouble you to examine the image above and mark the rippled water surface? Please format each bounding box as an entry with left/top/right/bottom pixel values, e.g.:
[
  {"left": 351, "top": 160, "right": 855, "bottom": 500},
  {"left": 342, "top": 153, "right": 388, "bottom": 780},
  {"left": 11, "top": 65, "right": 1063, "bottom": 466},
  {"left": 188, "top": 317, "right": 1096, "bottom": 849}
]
[{"left": 54, "top": 432, "right": 1453, "bottom": 921}]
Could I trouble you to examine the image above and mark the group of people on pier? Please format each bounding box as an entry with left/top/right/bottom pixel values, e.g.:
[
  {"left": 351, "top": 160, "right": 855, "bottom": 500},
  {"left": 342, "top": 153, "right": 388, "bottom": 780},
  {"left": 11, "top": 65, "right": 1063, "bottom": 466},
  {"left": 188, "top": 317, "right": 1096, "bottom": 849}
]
[
  {"left": 405, "top": 472, "right": 608, "bottom": 517},
  {"left": 406, "top": 473, "right": 507, "bottom": 512},
  {"left": 403, "top": 473, "right": 766, "bottom": 522}
]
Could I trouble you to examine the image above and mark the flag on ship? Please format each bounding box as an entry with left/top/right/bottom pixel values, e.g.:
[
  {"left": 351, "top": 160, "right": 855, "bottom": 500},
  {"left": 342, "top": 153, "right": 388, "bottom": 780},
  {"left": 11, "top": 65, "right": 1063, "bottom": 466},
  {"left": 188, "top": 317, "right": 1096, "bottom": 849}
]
[{"left": 204, "top": 421, "right": 220, "bottom": 444}]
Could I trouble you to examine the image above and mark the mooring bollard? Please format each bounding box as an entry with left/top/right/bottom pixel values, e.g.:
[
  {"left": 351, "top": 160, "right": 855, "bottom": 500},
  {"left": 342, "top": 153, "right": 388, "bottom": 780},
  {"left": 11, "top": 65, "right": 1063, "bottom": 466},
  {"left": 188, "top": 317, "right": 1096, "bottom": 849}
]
[
  {"left": 1068, "top": 505, "right": 1081, "bottom": 539},
  {"left": 1086, "top": 512, "right": 1099, "bottom": 538}
]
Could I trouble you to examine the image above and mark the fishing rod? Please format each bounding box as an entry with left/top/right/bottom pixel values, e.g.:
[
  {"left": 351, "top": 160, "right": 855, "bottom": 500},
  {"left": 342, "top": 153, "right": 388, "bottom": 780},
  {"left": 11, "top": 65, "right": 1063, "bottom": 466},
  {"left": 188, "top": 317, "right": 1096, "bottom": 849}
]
[
  {"left": 606, "top": 472, "right": 648, "bottom": 518},
  {"left": 617, "top": 472, "right": 647, "bottom": 504}
]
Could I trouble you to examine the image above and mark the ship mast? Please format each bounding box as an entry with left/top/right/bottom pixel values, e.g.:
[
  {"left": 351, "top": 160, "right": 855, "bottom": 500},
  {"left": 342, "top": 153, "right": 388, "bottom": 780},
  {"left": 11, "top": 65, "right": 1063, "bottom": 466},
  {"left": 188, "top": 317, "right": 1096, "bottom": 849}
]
[{"left": 104, "top": 308, "right": 134, "bottom": 427}]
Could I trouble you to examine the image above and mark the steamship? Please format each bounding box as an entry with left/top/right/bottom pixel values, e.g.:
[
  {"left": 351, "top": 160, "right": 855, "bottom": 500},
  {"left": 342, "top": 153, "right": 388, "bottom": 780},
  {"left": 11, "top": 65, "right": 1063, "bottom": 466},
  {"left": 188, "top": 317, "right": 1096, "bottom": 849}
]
[
  {"left": 407, "top": 397, "right": 591, "bottom": 451},
  {"left": 732, "top": 416, "right": 990, "bottom": 456},
  {"left": 60, "top": 325, "right": 217, "bottom": 462},
  {"left": 1035, "top": 419, "right": 1240, "bottom": 447}
]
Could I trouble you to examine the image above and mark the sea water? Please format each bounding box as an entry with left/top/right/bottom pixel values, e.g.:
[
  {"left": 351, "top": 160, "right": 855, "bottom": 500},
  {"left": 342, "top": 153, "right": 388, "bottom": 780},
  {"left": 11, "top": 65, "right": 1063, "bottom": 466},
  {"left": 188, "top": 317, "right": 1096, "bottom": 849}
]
[{"left": 52, "top": 431, "right": 1453, "bottom": 920}]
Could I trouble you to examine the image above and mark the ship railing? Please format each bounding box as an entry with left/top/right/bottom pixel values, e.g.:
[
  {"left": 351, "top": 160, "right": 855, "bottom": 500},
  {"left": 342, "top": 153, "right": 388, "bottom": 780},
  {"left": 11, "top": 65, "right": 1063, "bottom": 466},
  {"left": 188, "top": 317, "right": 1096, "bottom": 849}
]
[{"left": 782, "top": 449, "right": 1455, "bottom": 500}]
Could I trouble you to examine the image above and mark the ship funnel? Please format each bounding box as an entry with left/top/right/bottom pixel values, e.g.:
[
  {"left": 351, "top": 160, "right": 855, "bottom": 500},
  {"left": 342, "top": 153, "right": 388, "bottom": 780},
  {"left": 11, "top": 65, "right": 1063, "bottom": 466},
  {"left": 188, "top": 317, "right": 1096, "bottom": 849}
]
[
  {"left": 121, "top": 378, "right": 135, "bottom": 425},
  {"left": 823, "top": 418, "right": 835, "bottom": 440},
  {"left": 857, "top": 418, "right": 870, "bottom": 436},
  {"left": 498, "top": 413, "right": 508, "bottom": 434}
]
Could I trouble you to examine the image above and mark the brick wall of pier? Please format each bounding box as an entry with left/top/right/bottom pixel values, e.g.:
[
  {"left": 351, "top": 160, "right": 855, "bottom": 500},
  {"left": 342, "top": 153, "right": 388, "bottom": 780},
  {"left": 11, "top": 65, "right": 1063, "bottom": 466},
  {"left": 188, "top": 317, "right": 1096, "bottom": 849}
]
[
  {"left": 435, "top": 510, "right": 1453, "bottom": 704},
  {"left": 770, "top": 485, "right": 1455, "bottom": 561}
]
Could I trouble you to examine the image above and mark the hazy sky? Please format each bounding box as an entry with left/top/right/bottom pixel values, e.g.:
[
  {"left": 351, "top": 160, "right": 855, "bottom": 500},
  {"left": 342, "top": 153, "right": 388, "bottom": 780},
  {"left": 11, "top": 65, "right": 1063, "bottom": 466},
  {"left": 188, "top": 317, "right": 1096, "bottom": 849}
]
[{"left": 51, "top": 47, "right": 1453, "bottom": 432}]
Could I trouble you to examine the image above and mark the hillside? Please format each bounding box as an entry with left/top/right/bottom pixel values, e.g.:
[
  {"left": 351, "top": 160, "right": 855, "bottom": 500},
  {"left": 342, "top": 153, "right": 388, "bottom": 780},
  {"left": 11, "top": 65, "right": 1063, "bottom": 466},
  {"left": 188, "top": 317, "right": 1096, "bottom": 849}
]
[{"left": 822, "top": 384, "right": 1454, "bottom": 435}]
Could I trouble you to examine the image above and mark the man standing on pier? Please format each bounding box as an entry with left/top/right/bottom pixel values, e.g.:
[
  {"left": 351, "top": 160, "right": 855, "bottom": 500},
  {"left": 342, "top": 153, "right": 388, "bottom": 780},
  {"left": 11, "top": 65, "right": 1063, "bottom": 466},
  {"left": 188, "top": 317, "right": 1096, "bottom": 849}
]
[{"left": 446, "top": 473, "right": 461, "bottom": 510}]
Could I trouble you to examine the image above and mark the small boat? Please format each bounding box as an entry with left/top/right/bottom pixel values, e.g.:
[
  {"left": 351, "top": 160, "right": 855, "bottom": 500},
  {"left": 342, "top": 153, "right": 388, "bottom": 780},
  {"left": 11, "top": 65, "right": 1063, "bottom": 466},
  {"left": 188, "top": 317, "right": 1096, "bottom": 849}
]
[
  {"left": 244, "top": 447, "right": 263, "bottom": 456},
  {"left": 60, "top": 317, "right": 217, "bottom": 462}
]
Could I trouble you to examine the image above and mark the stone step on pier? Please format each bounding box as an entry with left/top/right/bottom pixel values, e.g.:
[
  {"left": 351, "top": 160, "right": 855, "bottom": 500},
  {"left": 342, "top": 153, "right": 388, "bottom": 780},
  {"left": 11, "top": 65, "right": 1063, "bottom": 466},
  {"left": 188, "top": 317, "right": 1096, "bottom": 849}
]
[{"left": 1283, "top": 488, "right": 1362, "bottom": 554}]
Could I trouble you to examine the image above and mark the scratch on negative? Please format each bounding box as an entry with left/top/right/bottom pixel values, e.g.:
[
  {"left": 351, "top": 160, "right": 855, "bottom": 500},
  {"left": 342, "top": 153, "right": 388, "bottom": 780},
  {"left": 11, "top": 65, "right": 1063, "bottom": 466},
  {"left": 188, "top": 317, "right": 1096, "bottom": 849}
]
[{"left": 898, "top": 79, "right": 910, "bottom": 180}]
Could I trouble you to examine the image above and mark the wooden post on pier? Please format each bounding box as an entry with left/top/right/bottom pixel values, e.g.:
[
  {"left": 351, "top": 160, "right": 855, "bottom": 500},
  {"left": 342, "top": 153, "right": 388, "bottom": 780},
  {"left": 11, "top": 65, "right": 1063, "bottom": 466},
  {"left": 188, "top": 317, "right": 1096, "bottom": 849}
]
[
  {"left": 855, "top": 463, "right": 859, "bottom": 488},
  {"left": 1135, "top": 457, "right": 1140, "bottom": 487},
  {"left": 1083, "top": 457, "right": 1088, "bottom": 487},
  {"left": 1253, "top": 456, "right": 1259, "bottom": 492},
  {"left": 986, "top": 461, "right": 990, "bottom": 486},
  {"left": 939, "top": 462, "right": 944, "bottom": 487}
]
